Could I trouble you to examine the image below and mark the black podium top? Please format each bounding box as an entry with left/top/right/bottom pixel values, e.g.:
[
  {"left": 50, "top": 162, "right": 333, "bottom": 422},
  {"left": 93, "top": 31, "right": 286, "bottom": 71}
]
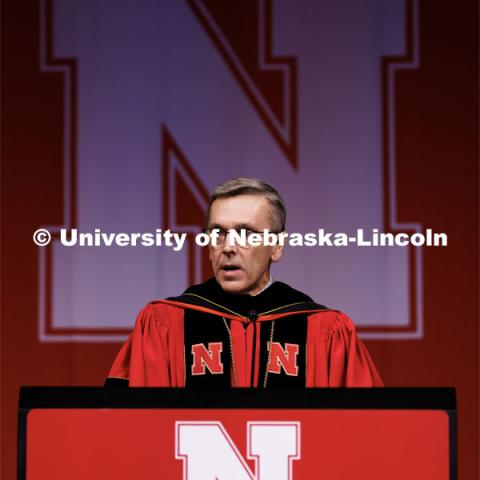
[{"left": 18, "top": 386, "right": 456, "bottom": 410}]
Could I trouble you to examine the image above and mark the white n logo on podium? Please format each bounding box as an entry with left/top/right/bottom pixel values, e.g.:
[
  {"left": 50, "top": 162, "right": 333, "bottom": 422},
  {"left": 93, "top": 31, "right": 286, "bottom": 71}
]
[{"left": 176, "top": 421, "right": 300, "bottom": 480}]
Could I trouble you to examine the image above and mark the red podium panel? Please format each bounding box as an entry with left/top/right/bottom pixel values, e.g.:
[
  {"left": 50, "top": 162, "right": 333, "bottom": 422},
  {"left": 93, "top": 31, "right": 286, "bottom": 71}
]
[{"left": 18, "top": 388, "right": 456, "bottom": 480}]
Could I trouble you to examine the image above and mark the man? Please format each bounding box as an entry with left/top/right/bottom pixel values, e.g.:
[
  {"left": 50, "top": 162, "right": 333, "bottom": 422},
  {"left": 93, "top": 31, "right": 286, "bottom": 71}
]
[{"left": 107, "top": 178, "right": 382, "bottom": 387}]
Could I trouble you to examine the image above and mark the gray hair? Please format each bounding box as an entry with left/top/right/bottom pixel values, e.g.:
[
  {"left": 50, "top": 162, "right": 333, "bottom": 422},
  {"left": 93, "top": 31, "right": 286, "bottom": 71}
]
[{"left": 207, "top": 177, "right": 286, "bottom": 231}]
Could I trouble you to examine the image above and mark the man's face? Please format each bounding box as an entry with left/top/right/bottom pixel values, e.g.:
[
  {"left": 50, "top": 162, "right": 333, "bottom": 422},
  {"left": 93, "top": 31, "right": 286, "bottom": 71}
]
[{"left": 207, "top": 194, "right": 284, "bottom": 295}]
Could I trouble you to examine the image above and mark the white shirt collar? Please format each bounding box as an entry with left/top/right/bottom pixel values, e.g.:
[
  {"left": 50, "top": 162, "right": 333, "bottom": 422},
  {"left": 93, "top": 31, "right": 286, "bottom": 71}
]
[{"left": 251, "top": 275, "right": 273, "bottom": 296}]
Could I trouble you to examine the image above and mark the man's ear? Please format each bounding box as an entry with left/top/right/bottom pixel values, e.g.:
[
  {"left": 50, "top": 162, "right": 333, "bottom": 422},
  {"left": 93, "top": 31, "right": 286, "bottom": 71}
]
[{"left": 270, "top": 243, "right": 284, "bottom": 263}]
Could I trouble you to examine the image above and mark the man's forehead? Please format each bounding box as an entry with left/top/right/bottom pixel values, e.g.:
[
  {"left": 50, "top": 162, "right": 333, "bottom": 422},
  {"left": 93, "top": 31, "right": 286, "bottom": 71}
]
[{"left": 209, "top": 194, "right": 272, "bottom": 227}]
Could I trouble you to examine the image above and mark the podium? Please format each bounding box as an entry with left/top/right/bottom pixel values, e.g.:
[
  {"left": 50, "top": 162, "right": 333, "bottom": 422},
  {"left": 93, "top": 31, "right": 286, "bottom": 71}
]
[{"left": 18, "top": 387, "right": 456, "bottom": 479}]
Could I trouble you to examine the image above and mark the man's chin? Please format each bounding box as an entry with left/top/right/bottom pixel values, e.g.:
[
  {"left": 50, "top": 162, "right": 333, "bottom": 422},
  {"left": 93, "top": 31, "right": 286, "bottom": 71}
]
[{"left": 216, "top": 277, "right": 249, "bottom": 295}]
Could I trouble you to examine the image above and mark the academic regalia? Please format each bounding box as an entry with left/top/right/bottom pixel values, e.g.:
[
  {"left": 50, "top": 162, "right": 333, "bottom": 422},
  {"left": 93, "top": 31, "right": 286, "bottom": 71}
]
[{"left": 107, "top": 278, "right": 383, "bottom": 387}]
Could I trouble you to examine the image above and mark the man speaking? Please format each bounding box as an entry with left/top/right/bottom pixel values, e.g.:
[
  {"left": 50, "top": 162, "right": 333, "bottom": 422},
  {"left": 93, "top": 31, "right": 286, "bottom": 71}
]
[{"left": 107, "top": 178, "right": 382, "bottom": 387}]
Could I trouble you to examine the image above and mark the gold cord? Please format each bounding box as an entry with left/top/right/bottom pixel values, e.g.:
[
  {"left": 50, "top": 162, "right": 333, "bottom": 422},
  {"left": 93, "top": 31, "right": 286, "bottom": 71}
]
[
  {"left": 263, "top": 320, "right": 275, "bottom": 387},
  {"left": 222, "top": 317, "right": 239, "bottom": 387},
  {"left": 223, "top": 317, "right": 275, "bottom": 388}
]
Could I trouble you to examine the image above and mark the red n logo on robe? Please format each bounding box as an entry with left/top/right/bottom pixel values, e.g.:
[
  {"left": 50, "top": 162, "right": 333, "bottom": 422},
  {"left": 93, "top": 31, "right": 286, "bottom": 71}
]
[
  {"left": 267, "top": 343, "right": 299, "bottom": 376},
  {"left": 191, "top": 342, "right": 224, "bottom": 375}
]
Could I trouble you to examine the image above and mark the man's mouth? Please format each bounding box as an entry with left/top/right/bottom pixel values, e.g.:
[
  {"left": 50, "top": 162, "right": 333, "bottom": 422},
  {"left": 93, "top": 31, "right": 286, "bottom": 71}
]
[{"left": 222, "top": 265, "right": 241, "bottom": 272}]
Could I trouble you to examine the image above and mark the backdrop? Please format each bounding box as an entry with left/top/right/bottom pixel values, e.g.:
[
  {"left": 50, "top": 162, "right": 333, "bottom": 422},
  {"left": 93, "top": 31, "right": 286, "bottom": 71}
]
[{"left": 2, "top": 0, "right": 478, "bottom": 478}]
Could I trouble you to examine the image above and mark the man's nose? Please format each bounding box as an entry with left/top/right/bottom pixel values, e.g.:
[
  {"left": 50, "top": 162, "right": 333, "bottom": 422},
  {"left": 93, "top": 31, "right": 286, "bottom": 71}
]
[{"left": 221, "top": 231, "right": 237, "bottom": 254}]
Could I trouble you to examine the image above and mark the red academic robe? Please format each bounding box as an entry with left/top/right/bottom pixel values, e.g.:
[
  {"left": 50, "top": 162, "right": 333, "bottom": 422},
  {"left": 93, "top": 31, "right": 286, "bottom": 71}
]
[{"left": 108, "top": 300, "right": 383, "bottom": 387}]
